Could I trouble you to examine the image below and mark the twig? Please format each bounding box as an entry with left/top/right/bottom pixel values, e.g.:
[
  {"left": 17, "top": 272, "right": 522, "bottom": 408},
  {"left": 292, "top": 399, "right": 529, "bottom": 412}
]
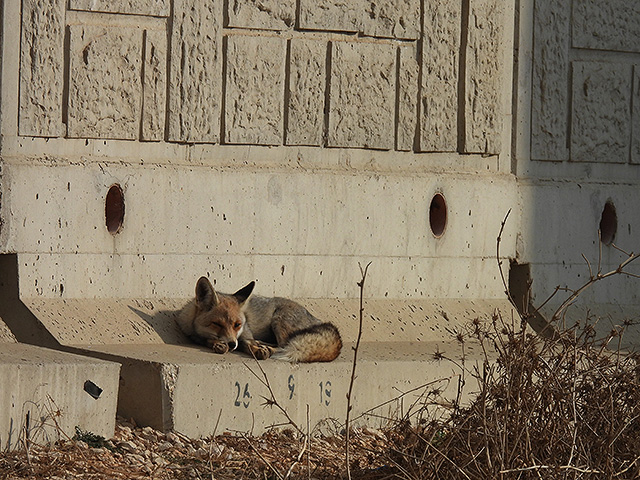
[
  {"left": 239, "top": 432, "right": 284, "bottom": 480},
  {"left": 243, "top": 358, "right": 304, "bottom": 437},
  {"left": 345, "top": 261, "right": 371, "bottom": 480}
]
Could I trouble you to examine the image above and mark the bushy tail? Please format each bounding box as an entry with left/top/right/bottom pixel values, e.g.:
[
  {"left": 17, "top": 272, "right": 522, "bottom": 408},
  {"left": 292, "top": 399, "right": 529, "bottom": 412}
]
[{"left": 273, "top": 323, "right": 342, "bottom": 363}]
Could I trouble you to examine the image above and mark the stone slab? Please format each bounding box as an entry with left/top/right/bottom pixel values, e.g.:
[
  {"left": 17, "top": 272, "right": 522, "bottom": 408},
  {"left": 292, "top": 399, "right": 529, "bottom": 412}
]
[
  {"left": 141, "top": 30, "right": 167, "bottom": 142},
  {"left": 224, "top": 35, "right": 285, "bottom": 145},
  {"left": 328, "top": 41, "right": 396, "bottom": 149},
  {"left": 69, "top": 0, "right": 169, "bottom": 16},
  {"left": 530, "top": 0, "right": 570, "bottom": 161},
  {"left": 226, "top": 0, "right": 296, "bottom": 30},
  {"left": 0, "top": 342, "right": 120, "bottom": 450},
  {"left": 0, "top": 317, "right": 17, "bottom": 343},
  {"left": 67, "top": 25, "right": 143, "bottom": 140},
  {"left": 420, "top": 0, "right": 461, "bottom": 152},
  {"left": 463, "top": 0, "right": 503, "bottom": 155},
  {"left": 397, "top": 44, "right": 418, "bottom": 151},
  {"left": 168, "top": 0, "right": 222, "bottom": 143},
  {"left": 570, "top": 62, "right": 632, "bottom": 164},
  {"left": 18, "top": 0, "right": 65, "bottom": 137},
  {"left": 286, "top": 39, "right": 327, "bottom": 146},
  {"left": 78, "top": 340, "right": 490, "bottom": 436},
  {"left": 573, "top": 0, "right": 640, "bottom": 53}
]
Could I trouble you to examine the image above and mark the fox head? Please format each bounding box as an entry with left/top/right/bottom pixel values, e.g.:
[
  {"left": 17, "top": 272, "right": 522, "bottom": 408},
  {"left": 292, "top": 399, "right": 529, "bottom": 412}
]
[{"left": 192, "top": 277, "right": 255, "bottom": 351}]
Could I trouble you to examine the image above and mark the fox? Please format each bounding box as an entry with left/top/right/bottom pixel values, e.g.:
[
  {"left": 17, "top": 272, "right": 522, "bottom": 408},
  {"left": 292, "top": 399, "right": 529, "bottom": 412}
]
[{"left": 176, "top": 276, "right": 342, "bottom": 362}]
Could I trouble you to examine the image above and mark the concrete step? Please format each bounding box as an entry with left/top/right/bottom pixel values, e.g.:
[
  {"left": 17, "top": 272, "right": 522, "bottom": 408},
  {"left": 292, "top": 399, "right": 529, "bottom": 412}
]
[
  {"left": 74, "top": 340, "right": 489, "bottom": 438},
  {"left": 0, "top": 319, "right": 120, "bottom": 450},
  {"left": 17, "top": 297, "right": 510, "bottom": 437}
]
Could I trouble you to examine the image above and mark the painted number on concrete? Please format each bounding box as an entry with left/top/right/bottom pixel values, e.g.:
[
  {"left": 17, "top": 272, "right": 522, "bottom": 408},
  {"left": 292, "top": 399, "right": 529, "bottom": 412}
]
[
  {"left": 319, "top": 381, "right": 332, "bottom": 406},
  {"left": 234, "top": 381, "right": 251, "bottom": 408},
  {"left": 288, "top": 374, "right": 295, "bottom": 400}
]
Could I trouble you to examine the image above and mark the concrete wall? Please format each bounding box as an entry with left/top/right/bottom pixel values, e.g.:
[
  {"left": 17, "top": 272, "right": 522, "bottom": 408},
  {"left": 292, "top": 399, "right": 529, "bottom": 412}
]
[
  {"left": 0, "top": 0, "right": 517, "bottom": 305},
  {"left": 515, "top": 0, "right": 640, "bottom": 338}
]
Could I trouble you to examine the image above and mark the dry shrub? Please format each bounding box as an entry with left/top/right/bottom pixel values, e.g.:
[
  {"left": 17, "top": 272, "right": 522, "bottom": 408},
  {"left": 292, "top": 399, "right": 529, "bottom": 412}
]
[{"left": 386, "top": 314, "right": 640, "bottom": 480}]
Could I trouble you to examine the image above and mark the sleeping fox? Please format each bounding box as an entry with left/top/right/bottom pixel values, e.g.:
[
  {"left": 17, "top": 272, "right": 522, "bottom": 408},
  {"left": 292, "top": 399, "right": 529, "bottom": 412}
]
[{"left": 177, "top": 277, "right": 342, "bottom": 362}]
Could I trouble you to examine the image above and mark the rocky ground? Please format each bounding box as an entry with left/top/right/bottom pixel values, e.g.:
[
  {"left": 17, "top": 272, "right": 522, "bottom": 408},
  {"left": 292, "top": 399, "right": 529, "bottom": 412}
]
[{"left": 0, "top": 418, "right": 394, "bottom": 479}]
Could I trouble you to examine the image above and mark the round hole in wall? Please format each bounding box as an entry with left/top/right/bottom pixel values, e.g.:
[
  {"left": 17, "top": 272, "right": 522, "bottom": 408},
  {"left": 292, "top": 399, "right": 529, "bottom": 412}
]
[
  {"left": 599, "top": 200, "right": 617, "bottom": 246},
  {"left": 429, "top": 193, "right": 447, "bottom": 238},
  {"left": 105, "top": 184, "right": 125, "bottom": 235}
]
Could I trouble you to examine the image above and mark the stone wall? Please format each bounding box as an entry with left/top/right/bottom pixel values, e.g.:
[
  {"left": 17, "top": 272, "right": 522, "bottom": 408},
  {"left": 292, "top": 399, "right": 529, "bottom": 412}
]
[
  {"left": 531, "top": 0, "right": 640, "bottom": 164},
  {"left": 18, "top": 0, "right": 505, "bottom": 155}
]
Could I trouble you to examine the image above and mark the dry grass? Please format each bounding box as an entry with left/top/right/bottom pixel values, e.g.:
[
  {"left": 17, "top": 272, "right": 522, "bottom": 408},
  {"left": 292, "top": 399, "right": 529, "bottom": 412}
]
[{"left": 385, "top": 314, "right": 640, "bottom": 480}]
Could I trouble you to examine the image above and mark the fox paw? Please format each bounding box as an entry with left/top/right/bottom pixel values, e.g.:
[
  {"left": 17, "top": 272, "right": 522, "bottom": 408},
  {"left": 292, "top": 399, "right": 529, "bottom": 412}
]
[
  {"left": 249, "top": 343, "right": 276, "bottom": 360},
  {"left": 211, "top": 342, "right": 229, "bottom": 354}
]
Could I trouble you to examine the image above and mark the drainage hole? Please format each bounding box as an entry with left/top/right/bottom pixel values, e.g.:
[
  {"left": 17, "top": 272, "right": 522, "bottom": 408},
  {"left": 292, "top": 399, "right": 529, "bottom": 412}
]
[
  {"left": 429, "top": 193, "right": 447, "bottom": 238},
  {"left": 599, "top": 200, "right": 617, "bottom": 246},
  {"left": 105, "top": 184, "right": 125, "bottom": 235}
]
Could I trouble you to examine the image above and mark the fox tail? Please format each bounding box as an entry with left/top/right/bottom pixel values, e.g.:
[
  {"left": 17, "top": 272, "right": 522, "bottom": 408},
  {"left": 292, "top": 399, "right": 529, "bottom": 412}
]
[{"left": 273, "top": 323, "right": 342, "bottom": 363}]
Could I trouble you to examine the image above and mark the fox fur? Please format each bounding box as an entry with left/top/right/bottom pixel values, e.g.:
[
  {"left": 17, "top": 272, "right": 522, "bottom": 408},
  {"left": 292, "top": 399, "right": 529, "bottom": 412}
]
[{"left": 176, "top": 277, "right": 342, "bottom": 362}]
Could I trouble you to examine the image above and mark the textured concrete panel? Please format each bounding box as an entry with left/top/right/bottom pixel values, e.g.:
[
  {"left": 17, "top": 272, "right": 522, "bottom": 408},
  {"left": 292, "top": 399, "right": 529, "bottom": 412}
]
[
  {"left": 360, "top": 0, "right": 420, "bottom": 39},
  {"left": 531, "top": 0, "right": 570, "bottom": 161},
  {"left": 227, "top": 0, "right": 295, "bottom": 30},
  {"left": 225, "top": 35, "right": 285, "bottom": 145},
  {"left": 573, "top": 0, "right": 640, "bottom": 53},
  {"left": 328, "top": 41, "right": 395, "bottom": 149},
  {"left": 67, "top": 26, "right": 142, "bottom": 140},
  {"left": 633, "top": 68, "right": 640, "bottom": 164},
  {"left": 463, "top": 0, "right": 503, "bottom": 154},
  {"left": 299, "top": 0, "right": 419, "bottom": 39},
  {"left": 69, "top": 0, "right": 169, "bottom": 16},
  {"left": 18, "top": 0, "right": 65, "bottom": 137},
  {"left": 142, "top": 30, "right": 167, "bottom": 142},
  {"left": 419, "top": 0, "right": 460, "bottom": 152},
  {"left": 397, "top": 44, "right": 418, "bottom": 151},
  {"left": 168, "top": 0, "right": 222, "bottom": 143},
  {"left": 571, "top": 62, "right": 632, "bottom": 164},
  {"left": 286, "top": 39, "right": 327, "bottom": 146},
  {"left": 298, "top": 0, "right": 360, "bottom": 33}
]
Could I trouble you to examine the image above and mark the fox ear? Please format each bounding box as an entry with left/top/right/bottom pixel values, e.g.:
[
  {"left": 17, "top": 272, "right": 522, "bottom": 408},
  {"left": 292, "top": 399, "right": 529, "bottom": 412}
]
[
  {"left": 195, "top": 276, "right": 219, "bottom": 311},
  {"left": 233, "top": 281, "right": 255, "bottom": 306}
]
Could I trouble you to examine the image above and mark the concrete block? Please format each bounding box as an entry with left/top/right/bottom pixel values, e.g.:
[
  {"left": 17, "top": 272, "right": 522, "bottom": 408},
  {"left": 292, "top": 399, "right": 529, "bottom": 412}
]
[
  {"left": 573, "top": 0, "right": 640, "bottom": 53},
  {"left": 81, "top": 341, "right": 482, "bottom": 436},
  {"left": 225, "top": 35, "right": 285, "bottom": 145},
  {"left": 531, "top": 0, "right": 570, "bottom": 161},
  {"left": 67, "top": 25, "right": 142, "bottom": 140},
  {"left": 0, "top": 317, "right": 17, "bottom": 342},
  {"left": 69, "top": 0, "right": 169, "bottom": 16},
  {"left": 298, "top": 0, "right": 360, "bottom": 33},
  {"left": 168, "top": 0, "right": 222, "bottom": 143},
  {"left": 360, "top": 0, "right": 420, "bottom": 40},
  {"left": 396, "top": 44, "right": 418, "bottom": 151},
  {"left": 419, "top": 0, "right": 461, "bottom": 152},
  {"left": 463, "top": 0, "right": 503, "bottom": 155},
  {"left": 141, "top": 30, "right": 167, "bottom": 142},
  {"left": 0, "top": 342, "right": 119, "bottom": 450},
  {"left": 18, "top": 0, "right": 65, "bottom": 137},
  {"left": 286, "top": 39, "right": 327, "bottom": 146},
  {"left": 328, "top": 41, "right": 396, "bottom": 150},
  {"left": 570, "top": 62, "right": 632, "bottom": 164},
  {"left": 226, "top": 0, "right": 295, "bottom": 30}
]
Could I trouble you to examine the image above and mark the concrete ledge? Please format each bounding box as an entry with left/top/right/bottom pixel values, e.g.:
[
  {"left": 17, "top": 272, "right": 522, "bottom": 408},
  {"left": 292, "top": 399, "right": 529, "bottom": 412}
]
[
  {"left": 0, "top": 342, "right": 120, "bottom": 450},
  {"left": 75, "top": 340, "right": 487, "bottom": 437}
]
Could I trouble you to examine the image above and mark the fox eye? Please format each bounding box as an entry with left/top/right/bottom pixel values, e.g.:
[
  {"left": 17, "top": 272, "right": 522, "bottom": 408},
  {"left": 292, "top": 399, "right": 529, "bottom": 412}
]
[{"left": 234, "top": 321, "right": 242, "bottom": 329}]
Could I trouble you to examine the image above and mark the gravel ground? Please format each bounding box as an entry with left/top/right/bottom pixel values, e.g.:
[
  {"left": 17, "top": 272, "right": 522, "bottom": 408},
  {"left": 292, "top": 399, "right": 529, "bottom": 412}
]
[{"left": 0, "top": 418, "right": 394, "bottom": 479}]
